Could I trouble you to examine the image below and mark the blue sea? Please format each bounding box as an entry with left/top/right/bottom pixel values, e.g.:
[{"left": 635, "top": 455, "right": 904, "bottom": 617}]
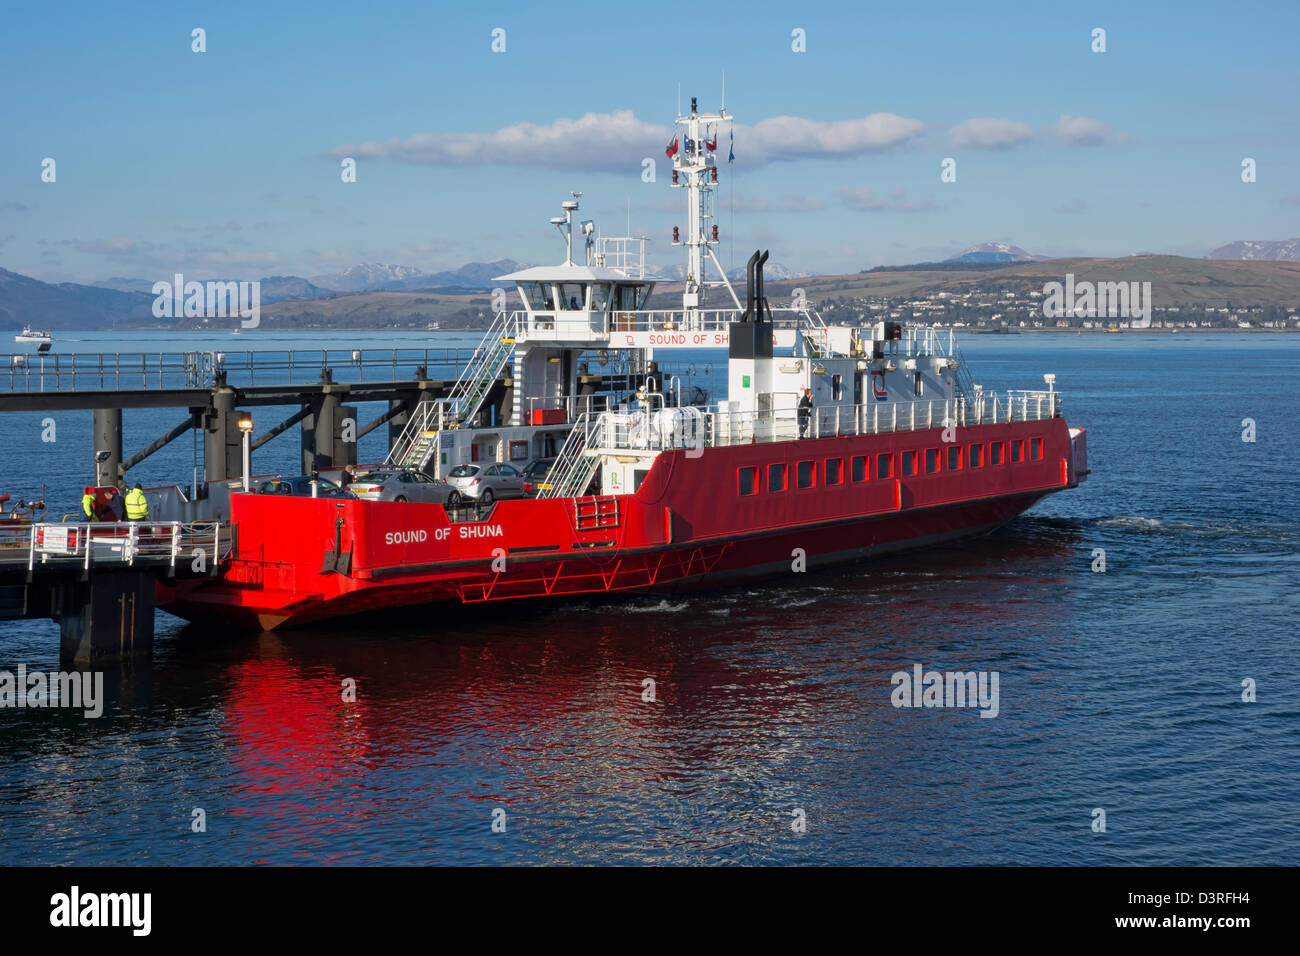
[{"left": 0, "top": 330, "right": 1296, "bottom": 865}]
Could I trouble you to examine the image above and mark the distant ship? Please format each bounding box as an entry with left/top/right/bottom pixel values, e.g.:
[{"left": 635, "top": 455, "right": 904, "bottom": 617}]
[{"left": 14, "top": 326, "right": 52, "bottom": 345}]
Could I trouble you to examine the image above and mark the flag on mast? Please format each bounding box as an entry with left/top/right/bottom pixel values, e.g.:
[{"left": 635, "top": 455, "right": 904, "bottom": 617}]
[
  {"left": 728, "top": 127, "right": 734, "bottom": 163},
  {"left": 665, "top": 136, "right": 679, "bottom": 159}
]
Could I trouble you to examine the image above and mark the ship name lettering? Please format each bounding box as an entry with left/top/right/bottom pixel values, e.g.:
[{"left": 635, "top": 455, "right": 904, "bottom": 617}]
[
  {"left": 459, "top": 524, "right": 504, "bottom": 539},
  {"left": 385, "top": 529, "right": 428, "bottom": 545}
]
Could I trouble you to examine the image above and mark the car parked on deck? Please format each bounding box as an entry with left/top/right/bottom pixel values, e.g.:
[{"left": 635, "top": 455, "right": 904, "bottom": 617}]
[
  {"left": 257, "top": 476, "right": 358, "bottom": 499},
  {"left": 520, "top": 458, "right": 556, "bottom": 496},
  {"left": 349, "top": 469, "right": 456, "bottom": 505},
  {"left": 445, "top": 463, "right": 525, "bottom": 503}
]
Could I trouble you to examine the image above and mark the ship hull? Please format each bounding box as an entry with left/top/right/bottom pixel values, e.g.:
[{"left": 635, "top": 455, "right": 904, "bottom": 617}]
[{"left": 158, "top": 417, "right": 1085, "bottom": 631}]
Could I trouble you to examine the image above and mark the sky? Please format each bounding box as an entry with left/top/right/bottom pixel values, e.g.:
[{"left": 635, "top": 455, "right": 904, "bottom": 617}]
[{"left": 1, "top": 0, "right": 1298, "bottom": 283}]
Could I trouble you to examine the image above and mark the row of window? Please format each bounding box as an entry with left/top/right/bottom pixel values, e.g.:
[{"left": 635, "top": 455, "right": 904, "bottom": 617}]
[{"left": 736, "top": 437, "right": 1044, "bottom": 495}]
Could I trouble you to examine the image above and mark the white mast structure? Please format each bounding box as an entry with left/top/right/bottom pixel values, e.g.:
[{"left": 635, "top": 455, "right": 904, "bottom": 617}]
[{"left": 671, "top": 97, "right": 742, "bottom": 317}]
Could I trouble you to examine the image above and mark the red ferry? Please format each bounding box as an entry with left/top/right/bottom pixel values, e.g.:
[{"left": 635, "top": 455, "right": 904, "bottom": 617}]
[{"left": 158, "top": 99, "right": 1088, "bottom": 631}]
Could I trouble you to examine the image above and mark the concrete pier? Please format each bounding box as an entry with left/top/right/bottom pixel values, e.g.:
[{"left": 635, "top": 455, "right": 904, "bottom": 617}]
[{"left": 54, "top": 571, "right": 156, "bottom": 664}]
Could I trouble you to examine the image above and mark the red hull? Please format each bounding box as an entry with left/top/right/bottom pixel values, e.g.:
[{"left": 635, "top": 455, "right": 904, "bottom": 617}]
[{"left": 159, "top": 418, "right": 1082, "bottom": 630}]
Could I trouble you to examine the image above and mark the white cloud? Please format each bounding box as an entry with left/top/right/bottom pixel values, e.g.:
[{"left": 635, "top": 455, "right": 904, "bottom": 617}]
[
  {"left": 328, "top": 110, "right": 925, "bottom": 172},
  {"left": 949, "top": 117, "right": 1034, "bottom": 149},
  {"left": 1055, "top": 115, "right": 1127, "bottom": 147}
]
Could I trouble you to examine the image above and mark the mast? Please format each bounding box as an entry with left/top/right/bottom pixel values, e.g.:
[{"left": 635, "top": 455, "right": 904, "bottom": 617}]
[{"left": 671, "top": 96, "right": 738, "bottom": 313}]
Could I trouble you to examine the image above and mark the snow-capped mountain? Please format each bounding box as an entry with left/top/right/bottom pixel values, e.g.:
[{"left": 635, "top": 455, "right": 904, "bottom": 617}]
[
  {"left": 308, "top": 263, "right": 433, "bottom": 292},
  {"left": 944, "top": 242, "right": 1040, "bottom": 264},
  {"left": 1207, "top": 238, "right": 1300, "bottom": 262},
  {"left": 309, "top": 259, "right": 529, "bottom": 292}
]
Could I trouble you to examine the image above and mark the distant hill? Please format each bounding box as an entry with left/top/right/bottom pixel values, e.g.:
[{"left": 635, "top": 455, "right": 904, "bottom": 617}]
[
  {"left": 0, "top": 267, "right": 155, "bottom": 330},
  {"left": 1208, "top": 238, "right": 1300, "bottom": 261},
  {"left": 90, "top": 274, "right": 327, "bottom": 303},
  {"left": 945, "top": 242, "right": 1041, "bottom": 264},
  {"left": 767, "top": 255, "right": 1300, "bottom": 309},
  {"left": 5, "top": 254, "right": 1300, "bottom": 330}
]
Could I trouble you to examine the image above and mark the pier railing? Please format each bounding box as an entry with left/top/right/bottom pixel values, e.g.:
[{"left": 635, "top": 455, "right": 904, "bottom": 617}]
[
  {"left": 2, "top": 348, "right": 488, "bottom": 392},
  {"left": 0, "top": 521, "right": 226, "bottom": 572},
  {"left": 586, "top": 389, "right": 1063, "bottom": 454}
]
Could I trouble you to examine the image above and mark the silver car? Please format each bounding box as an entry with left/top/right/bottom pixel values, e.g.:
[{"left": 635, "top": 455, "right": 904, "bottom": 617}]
[
  {"left": 350, "top": 469, "right": 456, "bottom": 505},
  {"left": 445, "top": 463, "right": 525, "bottom": 503}
]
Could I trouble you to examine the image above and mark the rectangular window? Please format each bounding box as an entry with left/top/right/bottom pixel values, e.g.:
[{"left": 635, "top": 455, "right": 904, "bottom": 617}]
[
  {"left": 947, "top": 445, "right": 962, "bottom": 470},
  {"left": 924, "top": 448, "right": 939, "bottom": 474},
  {"left": 797, "top": 460, "right": 816, "bottom": 489},
  {"left": 590, "top": 283, "right": 612, "bottom": 312},
  {"left": 831, "top": 374, "right": 843, "bottom": 401},
  {"left": 560, "top": 283, "right": 587, "bottom": 310},
  {"left": 825, "top": 458, "right": 843, "bottom": 485},
  {"left": 1029, "top": 437, "right": 1043, "bottom": 461},
  {"left": 901, "top": 450, "right": 917, "bottom": 476},
  {"left": 738, "top": 466, "right": 757, "bottom": 496},
  {"left": 990, "top": 441, "right": 1004, "bottom": 465},
  {"left": 1011, "top": 439, "right": 1024, "bottom": 463},
  {"left": 914, "top": 371, "right": 923, "bottom": 396},
  {"left": 851, "top": 455, "right": 868, "bottom": 482},
  {"left": 768, "top": 463, "right": 787, "bottom": 492},
  {"left": 969, "top": 443, "right": 984, "bottom": 468},
  {"left": 877, "top": 453, "right": 893, "bottom": 479}
]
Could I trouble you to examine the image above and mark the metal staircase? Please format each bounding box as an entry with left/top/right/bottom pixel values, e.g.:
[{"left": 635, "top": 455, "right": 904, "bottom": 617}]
[
  {"left": 386, "top": 312, "right": 517, "bottom": 470},
  {"left": 538, "top": 412, "right": 604, "bottom": 498}
]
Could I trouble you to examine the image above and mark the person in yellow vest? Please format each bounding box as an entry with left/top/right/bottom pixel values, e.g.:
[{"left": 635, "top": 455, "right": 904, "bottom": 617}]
[
  {"left": 124, "top": 483, "right": 149, "bottom": 521},
  {"left": 81, "top": 488, "right": 98, "bottom": 522}
]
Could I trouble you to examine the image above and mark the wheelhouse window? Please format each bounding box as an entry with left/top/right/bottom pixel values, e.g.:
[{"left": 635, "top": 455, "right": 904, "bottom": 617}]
[
  {"left": 825, "top": 458, "right": 843, "bottom": 485},
  {"left": 901, "top": 451, "right": 917, "bottom": 476},
  {"left": 768, "top": 463, "right": 787, "bottom": 492},
  {"left": 924, "top": 448, "right": 939, "bottom": 474},
  {"left": 797, "top": 460, "right": 816, "bottom": 489},
  {"left": 560, "top": 283, "right": 587, "bottom": 310},
  {"left": 990, "top": 441, "right": 1005, "bottom": 465},
  {"left": 947, "top": 446, "right": 962, "bottom": 470},
  {"left": 613, "top": 284, "right": 650, "bottom": 310},
  {"left": 523, "top": 283, "right": 553, "bottom": 311},
  {"left": 1029, "top": 437, "right": 1043, "bottom": 461},
  {"left": 851, "top": 455, "right": 868, "bottom": 482},
  {"left": 969, "top": 443, "right": 985, "bottom": 468},
  {"left": 590, "top": 283, "right": 612, "bottom": 312},
  {"left": 877, "top": 453, "right": 893, "bottom": 479},
  {"left": 738, "top": 466, "right": 757, "bottom": 496}
]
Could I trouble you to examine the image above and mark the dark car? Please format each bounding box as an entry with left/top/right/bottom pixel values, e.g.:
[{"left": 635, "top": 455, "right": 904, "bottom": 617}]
[
  {"left": 257, "top": 476, "right": 358, "bottom": 499},
  {"left": 521, "top": 458, "right": 556, "bottom": 496}
]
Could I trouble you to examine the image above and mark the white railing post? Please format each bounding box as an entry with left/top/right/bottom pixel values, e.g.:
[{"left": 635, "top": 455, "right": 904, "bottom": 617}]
[{"left": 170, "top": 522, "right": 180, "bottom": 569}]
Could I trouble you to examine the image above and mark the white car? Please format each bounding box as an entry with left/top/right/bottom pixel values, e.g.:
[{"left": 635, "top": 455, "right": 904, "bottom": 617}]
[
  {"left": 445, "top": 463, "right": 526, "bottom": 503},
  {"left": 350, "top": 469, "right": 457, "bottom": 505}
]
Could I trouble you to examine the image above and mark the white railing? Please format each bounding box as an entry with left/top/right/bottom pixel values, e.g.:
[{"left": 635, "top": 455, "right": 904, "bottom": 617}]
[
  {"left": 584, "top": 390, "right": 1062, "bottom": 454},
  {"left": 517, "top": 306, "right": 818, "bottom": 340},
  {"left": 0, "top": 521, "right": 225, "bottom": 572},
  {"left": 538, "top": 412, "right": 605, "bottom": 499}
]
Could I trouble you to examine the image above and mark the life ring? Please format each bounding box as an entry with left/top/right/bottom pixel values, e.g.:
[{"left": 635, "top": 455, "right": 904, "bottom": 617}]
[{"left": 598, "top": 349, "right": 610, "bottom": 366}]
